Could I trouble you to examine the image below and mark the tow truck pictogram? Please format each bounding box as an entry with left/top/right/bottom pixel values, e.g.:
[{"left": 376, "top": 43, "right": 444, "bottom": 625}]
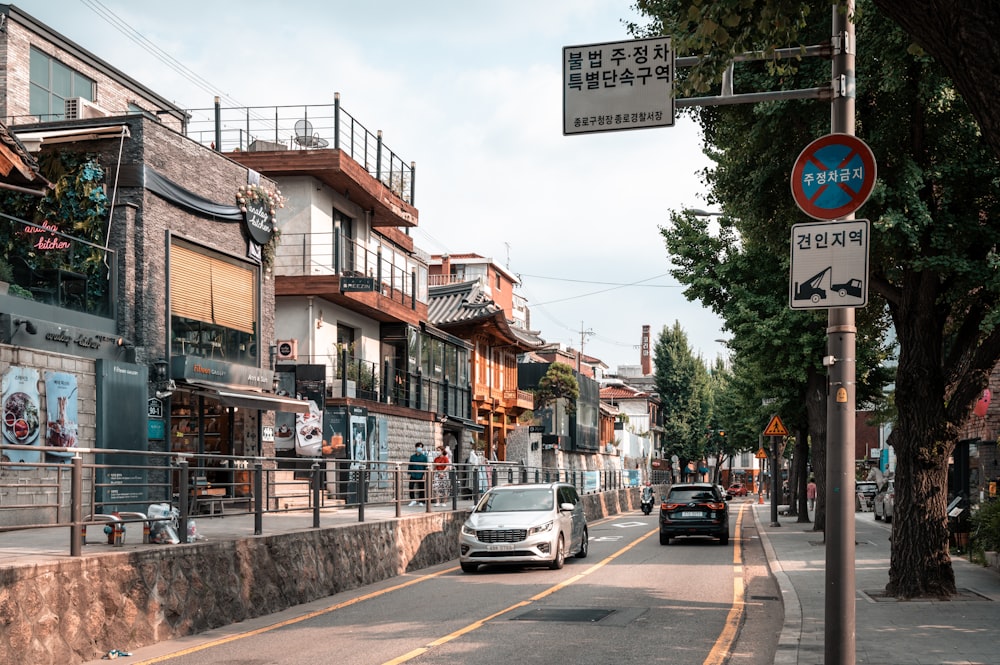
[{"left": 794, "top": 267, "right": 864, "bottom": 303}]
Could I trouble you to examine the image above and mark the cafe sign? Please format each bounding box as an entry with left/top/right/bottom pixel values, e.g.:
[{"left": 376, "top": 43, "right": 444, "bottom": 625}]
[{"left": 236, "top": 184, "right": 281, "bottom": 246}]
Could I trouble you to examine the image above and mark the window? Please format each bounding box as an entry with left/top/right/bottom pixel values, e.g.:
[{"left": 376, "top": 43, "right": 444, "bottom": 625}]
[
  {"left": 334, "top": 209, "right": 355, "bottom": 273},
  {"left": 29, "top": 47, "right": 95, "bottom": 120},
  {"left": 169, "top": 242, "right": 259, "bottom": 365}
]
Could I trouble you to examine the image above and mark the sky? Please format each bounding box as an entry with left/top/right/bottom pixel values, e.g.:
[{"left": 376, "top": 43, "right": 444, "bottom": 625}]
[{"left": 25, "top": 0, "right": 728, "bottom": 371}]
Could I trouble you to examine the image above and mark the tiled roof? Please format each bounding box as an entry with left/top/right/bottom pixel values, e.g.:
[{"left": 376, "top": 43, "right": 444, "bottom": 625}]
[
  {"left": 0, "top": 121, "right": 50, "bottom": 189},
  {"left": 428, "top": 280, "right": 544, "bottom": 350},
  {"left": 600, "top": 383, "right": 650, "bottom": 400}
]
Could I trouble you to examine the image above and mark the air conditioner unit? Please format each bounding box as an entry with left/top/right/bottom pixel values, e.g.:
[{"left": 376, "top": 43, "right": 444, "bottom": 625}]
[
  {"left": 64, "top": 97, "right": 113, "bottom": 120},
  {"left": 276, "top": 339, "right": 298, "bottom": 361}
]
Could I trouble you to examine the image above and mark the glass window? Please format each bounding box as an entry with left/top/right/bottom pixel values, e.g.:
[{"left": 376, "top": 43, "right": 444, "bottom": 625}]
[{"left": 29, "top": 47, "right": 95, "bottom": 119}]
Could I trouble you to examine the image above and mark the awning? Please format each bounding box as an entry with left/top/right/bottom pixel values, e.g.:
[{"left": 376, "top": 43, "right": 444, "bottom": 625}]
[
  {"left": 13, "top": 124, "right": 130, "bottom": 151},
  {"left": 441, "top": 415, "right": 485, "bottom": 432},
  {"left": 178, "top": 381, "right": 311, "bottom": 413}
]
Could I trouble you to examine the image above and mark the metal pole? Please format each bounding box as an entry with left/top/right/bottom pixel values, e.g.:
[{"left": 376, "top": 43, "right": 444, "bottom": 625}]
[
  {"left": 826, "top": 2, "right": 857, "bottom": 663},
  {"left": 70, "top": 455, "right": 83, "bottom": 556},
  {"left": 770, "top": 435, "right": 782, "bottom": 527},
  {"left": 254, "top": 462, "right": 263, "bottom": 535}
]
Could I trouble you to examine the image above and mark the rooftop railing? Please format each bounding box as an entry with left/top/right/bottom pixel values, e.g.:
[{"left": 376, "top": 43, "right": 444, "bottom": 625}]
[{"left": 184, "top": 95, "right": 415, "bottom": 206}]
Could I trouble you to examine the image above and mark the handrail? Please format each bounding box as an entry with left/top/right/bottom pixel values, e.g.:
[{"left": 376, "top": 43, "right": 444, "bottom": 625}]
[
  {"left": 0, "top": 443, "right": 644, "bottom": 556},
  {"left": 183, "top": 99, "right": 415, "bottom": 206}
]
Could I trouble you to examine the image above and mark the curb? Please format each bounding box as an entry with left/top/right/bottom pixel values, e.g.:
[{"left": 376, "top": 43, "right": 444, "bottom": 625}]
[{"left": 752, "top": 504, "right": 801, "bottom": 665}]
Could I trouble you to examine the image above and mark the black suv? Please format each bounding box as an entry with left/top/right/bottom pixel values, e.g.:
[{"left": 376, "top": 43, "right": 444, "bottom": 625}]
[{"left": 659, "top": 482, "right": 730, "bottom": 545}]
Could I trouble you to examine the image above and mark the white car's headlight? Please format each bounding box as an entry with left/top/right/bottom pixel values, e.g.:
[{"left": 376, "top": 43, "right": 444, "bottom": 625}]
[
  {"left": 461, "top": 523, "right": 477, "bottom": 536},
  {"left": 528, "top": 520, "right": 554, "bottom": 536}
]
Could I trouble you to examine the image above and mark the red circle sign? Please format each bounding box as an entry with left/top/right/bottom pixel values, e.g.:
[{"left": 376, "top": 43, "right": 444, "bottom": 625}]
[{"left": 790, "top": 133, "right": 877, "bottom": 220}]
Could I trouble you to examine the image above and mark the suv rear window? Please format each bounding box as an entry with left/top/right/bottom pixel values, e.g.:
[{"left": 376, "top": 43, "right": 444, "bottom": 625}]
[{"left": 668, "top": 488, "right": 718, "bottom": 502}]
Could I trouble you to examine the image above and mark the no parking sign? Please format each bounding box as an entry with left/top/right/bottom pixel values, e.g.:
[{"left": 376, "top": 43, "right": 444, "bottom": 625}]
[{"left": 791, "top": 133, "right": 876, "bottom": 220}]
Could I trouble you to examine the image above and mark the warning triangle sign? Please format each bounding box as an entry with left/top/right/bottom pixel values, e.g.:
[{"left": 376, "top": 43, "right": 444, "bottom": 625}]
[{"left": 763, "top": 415, "right": 789, "bottom": 437}]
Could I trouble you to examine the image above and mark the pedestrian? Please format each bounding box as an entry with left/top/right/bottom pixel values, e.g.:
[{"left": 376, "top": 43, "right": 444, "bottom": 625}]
[
  {"left": 407, "top": 443, "right": 428, "bottom": 506},
  {"left": 432, "top": 445, "right": 450, "bottom": 506},
  {"left": 807, "top": 477, "right": 817, "bottom": 512}
]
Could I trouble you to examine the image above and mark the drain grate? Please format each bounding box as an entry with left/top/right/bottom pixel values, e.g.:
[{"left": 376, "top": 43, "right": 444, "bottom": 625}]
[
  {"left": 750, "top": 595, "right": 780, "bottom": 601},
  {"left": 511, "top": 608, "right": 617, "bottom": 622}
]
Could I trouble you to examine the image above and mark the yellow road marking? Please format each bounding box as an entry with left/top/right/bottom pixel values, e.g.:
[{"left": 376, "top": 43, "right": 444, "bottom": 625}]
[
  {"left": 381, "top": 528, "right": 657, "bottom": 665},
  {"left": 702, "top": 502, "right": 748, "bottom": 665}
]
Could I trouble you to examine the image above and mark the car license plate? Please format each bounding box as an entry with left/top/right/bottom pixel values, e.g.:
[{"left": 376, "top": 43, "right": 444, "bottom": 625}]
[
  {"left": 487, "top": 543, "right": 515, "bottom": 552},
  {"left": 680, "top": 511, "right": 703, "bottom": 518}
]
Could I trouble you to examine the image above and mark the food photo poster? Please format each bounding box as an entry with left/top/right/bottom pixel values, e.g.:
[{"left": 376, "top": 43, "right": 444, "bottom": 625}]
[{"left": 2, "top": 366, "right": 41, "bottom": 464}]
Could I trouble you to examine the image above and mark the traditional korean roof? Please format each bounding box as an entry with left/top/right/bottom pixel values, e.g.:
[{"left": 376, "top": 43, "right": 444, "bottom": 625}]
[
  {"left": 599, "top": 382, "right": 651, "bottom": 400},
  {"left": 0, "top": 121, "right": 51, "bottom": 191},
  {"left": 428, "top": 279, "right": 544, "bottom": 351}
]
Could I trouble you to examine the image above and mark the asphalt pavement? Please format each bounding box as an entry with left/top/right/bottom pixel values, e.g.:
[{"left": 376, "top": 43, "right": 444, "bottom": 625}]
[{"left": 3, "top": 497, "right": 999, "bottom": 665}]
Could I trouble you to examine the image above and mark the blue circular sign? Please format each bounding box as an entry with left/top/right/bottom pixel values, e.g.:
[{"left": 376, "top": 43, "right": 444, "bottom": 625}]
[{"left": 791, "top": 134, "right": 876, "bottom": 220}]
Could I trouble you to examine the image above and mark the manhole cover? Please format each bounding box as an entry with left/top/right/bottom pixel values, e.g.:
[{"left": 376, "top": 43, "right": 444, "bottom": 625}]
[{"left": 511, "top": 608, "right": 617, "bottom": 622}]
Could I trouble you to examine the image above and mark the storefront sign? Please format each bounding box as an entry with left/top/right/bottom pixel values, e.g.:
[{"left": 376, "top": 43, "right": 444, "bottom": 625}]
[
  {"left": 261, "top": 425, "right": 275, "bottom": 442},
  {"left": 147, "top": 418, "right": 165, "bottom": 440},
  {"left": 340, "top": 276, "right": 377, "bottom": 292}
]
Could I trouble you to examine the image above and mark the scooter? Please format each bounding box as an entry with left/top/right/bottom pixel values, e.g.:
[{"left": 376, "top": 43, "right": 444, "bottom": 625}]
[{"left": 640, "top": 487, "right": 655, "bottom": 515}]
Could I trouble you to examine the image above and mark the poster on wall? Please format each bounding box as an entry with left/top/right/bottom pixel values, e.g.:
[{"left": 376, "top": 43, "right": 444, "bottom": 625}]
[
  {"left": 367, "top": 415, "right": 389, "bottom": 488},
  {"left": 348, "top": 406, "right": 367, "bottom": 468},
  {"left": 44, "top": 371, "right": 79, "bottom": 462},
  {"left": 2, "top": 366, "right": 41, "bottom": 464},
  {"left": 272, "top": 369, "right": 296, "bottom": 451},
  {"left": 295, "top": 399, "right": 323, "bottom": 457}
]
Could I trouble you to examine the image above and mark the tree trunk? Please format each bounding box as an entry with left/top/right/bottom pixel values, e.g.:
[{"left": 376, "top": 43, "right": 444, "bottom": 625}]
[
  {"left": 885, "top": 302, "right": 956, "bottom": 597},
  {"left": 795, "top": 426, "right": 811, "bottom": 523},
  {"left": 806, "top": 367, "right": 827, "bottom": 533}
]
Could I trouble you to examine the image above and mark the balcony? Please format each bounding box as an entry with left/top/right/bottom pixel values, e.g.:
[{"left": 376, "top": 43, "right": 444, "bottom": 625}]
[
  {"left": 273, "top": 230, "right": 427, "bottom": 324},
  {"left": 184, "top": 99, "right": 417, "bottom": 229},
  {"left": 503, "top": 388, "right": 535, "bottom": 411},
  {"left": 0, "top": 215, "right": 116, "bottom": 319}
]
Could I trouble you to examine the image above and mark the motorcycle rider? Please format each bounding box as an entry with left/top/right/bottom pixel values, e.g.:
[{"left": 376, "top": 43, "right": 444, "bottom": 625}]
[{"left": 641, "top": 481, "right": 655, "bottom": 514}]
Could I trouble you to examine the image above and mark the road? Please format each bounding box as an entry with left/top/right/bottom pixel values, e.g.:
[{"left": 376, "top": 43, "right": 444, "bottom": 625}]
[{"left": 94, "top": 500, "right": 781, "bottom": 665}]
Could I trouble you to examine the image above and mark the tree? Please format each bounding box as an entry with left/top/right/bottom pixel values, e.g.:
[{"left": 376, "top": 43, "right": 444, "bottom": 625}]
[
  {"left": 533, "top": 362, "right": 579, "bottom": 414},
  {"left": 629, "top": 1, "right": 1000, "bottom": 162},
  {"left": 633, "top": 1, "right": 1000, "bottom": 598},
  {"left": 653, "top": 322, "right": 711, "bottom": 467}
]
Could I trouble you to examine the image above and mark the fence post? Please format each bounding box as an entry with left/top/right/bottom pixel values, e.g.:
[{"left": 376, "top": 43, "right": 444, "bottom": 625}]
[
  {"left": 450, "top": 467, "right": 458, "bottom": 509},
  {"left": 358, "top": 463, "right": 367, "bottom": 523},
  {"left": 395, "top": 463, "right": 402, "bottom": 518},
  {"left": 254, "top": 461, "right": 263, "bottom": 535},
  {"left": 70, "top": 455, "right": 83, "bottom": 556},
  {"left": 178, "top": 460, "right": 189, "bottom": 544},
  {"left": 312, "top": 462, "right": 321, "bottom": 528}
]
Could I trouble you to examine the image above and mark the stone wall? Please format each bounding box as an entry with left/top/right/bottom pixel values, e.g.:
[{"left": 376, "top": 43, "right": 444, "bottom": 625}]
[{"left": 0, "top": 487, "right": 641, "bottom": 665}]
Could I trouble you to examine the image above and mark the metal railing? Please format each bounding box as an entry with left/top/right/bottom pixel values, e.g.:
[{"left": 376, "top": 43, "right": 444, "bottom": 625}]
[
  {"left": 184, "top": 97, "right": 415, "bottom": 205},
  {"left": 274, "top": 230, "right": 424, "bottom": 306},
  {"left": 0, "top": 443, "right": 637, "bottom": 557}
]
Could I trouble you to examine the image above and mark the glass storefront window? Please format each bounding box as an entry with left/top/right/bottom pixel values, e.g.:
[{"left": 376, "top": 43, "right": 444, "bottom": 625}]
[{"left": 171, "top": 316, "right": 258, "bottom": 365}]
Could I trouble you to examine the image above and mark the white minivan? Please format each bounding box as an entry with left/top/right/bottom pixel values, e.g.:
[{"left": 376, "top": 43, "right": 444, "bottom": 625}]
[{"left": 459, "top": 482, "right": 588, "bottom": 573}]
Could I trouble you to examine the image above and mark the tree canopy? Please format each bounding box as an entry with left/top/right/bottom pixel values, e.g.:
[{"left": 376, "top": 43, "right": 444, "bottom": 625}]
[{"left": 633, "top": 0, "right": 1000, "bottom": 597}]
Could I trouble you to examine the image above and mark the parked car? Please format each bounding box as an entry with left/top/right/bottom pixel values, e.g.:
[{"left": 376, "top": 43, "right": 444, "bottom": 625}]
[
  {"left": 856, "top": 481, "right": 879, "bottom": 511},
  {"left": 874, "top": 479, "right": 894, "bottom": 522},
  {"left": 728, "top": 483, "right": 747, "bottom": 497},
  {"left": 659, "top": 482, "right": 730, "bottom": 545},
  {"left": 459, "top": 482, "right": 588, "bottom": 573}
]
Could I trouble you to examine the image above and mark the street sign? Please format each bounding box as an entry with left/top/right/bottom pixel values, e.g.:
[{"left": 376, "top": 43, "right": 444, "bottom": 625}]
[
  {"left": 790, "top": 133, "right": 876, "bottom": 220},
  {"left": 763, "top": 415, "right": 789, "bottom": 437},
  {"left": 789, "top": 219, "right": 870, "bottom": 309},
  {"left": 147, "top": 398, "right": 163, "bottom": 419},
  {"left": 755, "top": 448, "right": 768, "bottom": 459},
  {"left": 562, "top": 36, "right": 674, "bottom": 135}
]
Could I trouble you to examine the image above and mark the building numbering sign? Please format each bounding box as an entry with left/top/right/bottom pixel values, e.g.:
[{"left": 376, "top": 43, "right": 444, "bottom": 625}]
[
  {"left": 563, "top": 36, "right": 674, "bottom": 135},
  {"left": 789, "top": 219, "right": 870, "bottom": 309}
]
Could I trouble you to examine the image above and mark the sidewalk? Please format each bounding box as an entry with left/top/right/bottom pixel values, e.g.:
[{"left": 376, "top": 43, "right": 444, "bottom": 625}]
[{"left": 753, "top": 501, "right": 1000, "bottom": 665}]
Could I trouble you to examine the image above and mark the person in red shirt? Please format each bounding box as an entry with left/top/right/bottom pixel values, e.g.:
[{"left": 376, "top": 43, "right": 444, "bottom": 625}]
[{"left": 432, "top": 446, "right": 451, "bottom": 506}]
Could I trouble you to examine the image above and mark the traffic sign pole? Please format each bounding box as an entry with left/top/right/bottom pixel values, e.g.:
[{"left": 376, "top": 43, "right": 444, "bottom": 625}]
[{"left": 826, "top": 5, "right": 857, "bottom": 664}]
